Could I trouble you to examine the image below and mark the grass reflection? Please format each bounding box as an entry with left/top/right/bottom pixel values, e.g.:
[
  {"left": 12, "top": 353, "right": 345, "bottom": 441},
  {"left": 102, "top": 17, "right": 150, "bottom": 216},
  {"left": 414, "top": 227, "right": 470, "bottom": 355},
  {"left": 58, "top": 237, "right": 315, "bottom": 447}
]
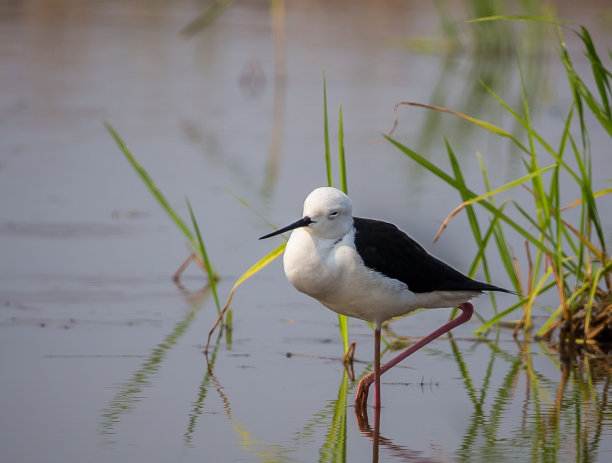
[
  {"left": 99, "top": 284, "right": 210, "bottom": 441},
  {"left": 183, "top": 331, "right": 221, "bottom": 446},
  {"left": 319, "top": 370, "right": 349, "bottom": 462},
  {"left": 296, "top": 367, "right": 366, "bottom": 463},
  {"left": 297, "top": 361, "right": 432, "bottom": 463},
  {"left": 291, "top": 326, "right": 610, "bottom": 463},
  {"left": 206, "top": 361, "right": 294, "bottom": 462},
  {"left": 447, "top": 336, "right": 611, "bottom": 462},
  {"left": 294, "top": 370, "right": 352, "bottom": 461},
  {"left": 397, "top": 1, "right": 551, "bottom": 155}
]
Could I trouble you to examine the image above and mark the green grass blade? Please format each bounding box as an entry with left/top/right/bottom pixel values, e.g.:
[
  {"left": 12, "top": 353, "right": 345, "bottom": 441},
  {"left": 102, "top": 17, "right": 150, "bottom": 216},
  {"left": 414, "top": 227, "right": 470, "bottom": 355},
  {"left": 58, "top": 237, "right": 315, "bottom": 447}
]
[
  {"left": 467, "top": 201, "right": 510, "bottom": 284},
  {"left": 584, "top": 262, "right": 612, "bottom": 335},
  {"left": 105, "top": 122, "right": 218, "bottom": 269},
  {"left": 394, "top": 102, "right": 530, "bottom": 154},
  {"left": 579, "top": 26, "right": 611, "bottom": 119},
  {"left": 467, "top": 15, "right": 573, "bottom": 27},
  {"left": 385, "top": 134, "right": 458, "bottom": 186},
  {"left": 535, "top": 305, "right": 564, "bottom": 340},
  {"left": 236, "top": 243, "right": 286, "bottom": 291},
  {"left": 390, "top": 18, "right": 611, "bottom": 338},
  {"left": 525, "top": 264, "right": 555, "bottom": 331},
  {"left": 474, "top": 153, "right": 521, "bottom": 294},
  {"left": 473, "top": 299, "right": 524, "bottom": 335},
  {"left": 561, "top": 31, "right": 612, "bottom": 137},
  {"left": 336, "top": 104, "right": 349, "bottom": 353},
  {"left": 320, "top": 77, "right": 350, "bottom": 354},
  {"left": 447, "top": 141, "right": 484, "bottom": 249},
  {"left": 478, "top": 79, "right": 582, "bottom": 184},
  {"left": 438, "top": 163, "right": 556, "bottom": 251},
  {"left": 323, "top": 72, "right": 333, "bottom": 187},
  {"left": 535, "top": 278, "right": 589, "bottom": 337},
  {"left": 517, "top": 52, "right": 551, "bottom": 230},
  {"left": 207, "top": 243, "right": 286, "bottom": 349},
  {"left": 473, "top": 280, "right": 554, "bottom": 335},
  {"left": 337, "top": 314, "right": 349, "bottom": 354},
  {"left": 338, "top": 105, "right": 347, "bottom": 194},
  {"left": 220, "top": 243, "right": 286, "bottom": 321},
  {"left": 569, "top": 134, "right": 608, "bottom": 258},
  {"left": 476, "top": 155, "right": 521, "bottom": 295},
  {"left": 446, "top": 144, "right": 499, "bottom": 309},
  {"left": 458, "top": 164, "right": 555, "bottom": 210},
  {"left": 186, "top": 198, "right": 221, "bottom": 313},
  {"left": 385, "top": 134, "right": 551, "bottom": 255}
]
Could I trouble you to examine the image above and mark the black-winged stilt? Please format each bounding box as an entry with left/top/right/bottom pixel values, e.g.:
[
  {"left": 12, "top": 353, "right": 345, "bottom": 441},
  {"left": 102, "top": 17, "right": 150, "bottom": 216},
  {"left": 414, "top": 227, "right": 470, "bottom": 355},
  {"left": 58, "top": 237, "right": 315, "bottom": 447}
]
[{"left": 260, "top": 187, "right": 512, "bottom": 409}]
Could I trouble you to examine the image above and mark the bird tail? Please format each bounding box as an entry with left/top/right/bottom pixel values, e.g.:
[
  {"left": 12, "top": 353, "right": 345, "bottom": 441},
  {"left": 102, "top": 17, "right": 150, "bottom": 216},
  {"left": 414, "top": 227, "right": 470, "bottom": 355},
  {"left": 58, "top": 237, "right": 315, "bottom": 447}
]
[{"left": 479, "top": 283, "right": 518, "bottom": 296}]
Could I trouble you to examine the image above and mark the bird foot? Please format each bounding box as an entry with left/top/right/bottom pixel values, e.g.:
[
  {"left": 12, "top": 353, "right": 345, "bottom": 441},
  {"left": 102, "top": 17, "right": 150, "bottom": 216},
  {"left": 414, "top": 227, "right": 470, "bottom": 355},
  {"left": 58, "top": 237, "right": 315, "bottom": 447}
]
[{"left": 354, "top": 371, "right": 375, "bottom": 409}]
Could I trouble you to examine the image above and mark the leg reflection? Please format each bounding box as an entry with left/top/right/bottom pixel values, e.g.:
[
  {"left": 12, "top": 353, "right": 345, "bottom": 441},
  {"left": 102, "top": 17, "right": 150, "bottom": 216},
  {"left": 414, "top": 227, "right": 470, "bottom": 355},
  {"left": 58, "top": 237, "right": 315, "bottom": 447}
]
[
  {"left": 355, "top": 405, "right": 435, "bottom": 462},
  {"left": 355, "top": 406, "right": 380, "bottom": 463}
]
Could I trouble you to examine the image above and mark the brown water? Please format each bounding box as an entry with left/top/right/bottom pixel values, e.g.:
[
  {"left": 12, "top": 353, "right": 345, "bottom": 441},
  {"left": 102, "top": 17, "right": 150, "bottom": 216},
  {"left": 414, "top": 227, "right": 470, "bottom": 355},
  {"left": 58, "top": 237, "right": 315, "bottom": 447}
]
[{"left": 1, "top": 1, "right": 611, "bottom": 462}]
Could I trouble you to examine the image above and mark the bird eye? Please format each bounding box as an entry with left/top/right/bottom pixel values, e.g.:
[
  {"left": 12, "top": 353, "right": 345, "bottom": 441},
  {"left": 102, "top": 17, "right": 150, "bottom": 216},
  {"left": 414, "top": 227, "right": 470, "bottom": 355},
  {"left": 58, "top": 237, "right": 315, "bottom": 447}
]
[{"left": 329, "top": 211, "right": 339, "bottom": 218}]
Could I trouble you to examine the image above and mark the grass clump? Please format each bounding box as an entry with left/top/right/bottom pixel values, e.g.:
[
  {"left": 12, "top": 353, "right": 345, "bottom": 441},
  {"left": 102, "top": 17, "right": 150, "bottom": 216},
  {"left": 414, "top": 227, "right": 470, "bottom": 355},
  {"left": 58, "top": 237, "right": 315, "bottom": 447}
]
[{"left": 387, "top": 18, "right": 611, "bottom": 353}]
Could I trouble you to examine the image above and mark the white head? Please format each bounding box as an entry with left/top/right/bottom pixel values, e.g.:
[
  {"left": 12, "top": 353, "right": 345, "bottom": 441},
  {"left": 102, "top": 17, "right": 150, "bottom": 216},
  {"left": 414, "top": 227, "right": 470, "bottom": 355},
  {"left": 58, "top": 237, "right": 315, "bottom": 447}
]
[
  {"left": 259, "top": 187, "right": 353, "bottom": 241},
  {"left": 302, "top": 187, "right": 353, "bottom": 239}
]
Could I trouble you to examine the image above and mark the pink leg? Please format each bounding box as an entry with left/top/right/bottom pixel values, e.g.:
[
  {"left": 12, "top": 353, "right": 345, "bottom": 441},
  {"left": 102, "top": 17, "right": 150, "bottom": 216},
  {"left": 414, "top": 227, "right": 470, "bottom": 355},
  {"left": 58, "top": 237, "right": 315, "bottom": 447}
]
[
  {"left": 374, "top": 328, "right": 381, "bottom": 409},
  {"left": 354, "top": 302, "right": 474, "bottom": 409}
]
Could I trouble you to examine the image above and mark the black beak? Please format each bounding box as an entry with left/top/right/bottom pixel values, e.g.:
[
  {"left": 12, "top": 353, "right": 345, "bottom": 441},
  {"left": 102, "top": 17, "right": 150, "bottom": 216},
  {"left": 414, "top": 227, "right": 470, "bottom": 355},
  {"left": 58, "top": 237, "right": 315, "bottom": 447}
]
[{"left": 259, "top": 216, "right": 313, "bottom": 240}]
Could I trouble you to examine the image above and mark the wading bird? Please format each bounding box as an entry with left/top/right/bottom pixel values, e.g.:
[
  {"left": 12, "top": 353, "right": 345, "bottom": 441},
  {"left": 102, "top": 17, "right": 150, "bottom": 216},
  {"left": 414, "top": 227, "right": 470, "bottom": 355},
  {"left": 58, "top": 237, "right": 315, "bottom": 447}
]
[{"left": 260, "top": 187, "right": 512, "bottom": 409}]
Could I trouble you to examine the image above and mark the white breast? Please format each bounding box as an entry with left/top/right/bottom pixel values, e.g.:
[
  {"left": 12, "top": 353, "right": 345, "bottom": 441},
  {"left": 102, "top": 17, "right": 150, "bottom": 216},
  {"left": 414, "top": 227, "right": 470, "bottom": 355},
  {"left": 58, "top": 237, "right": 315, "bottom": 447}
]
[
  {"left": 284, "top": 228, "right": 417, "bottom": 326},
  {"left": 283, "top": 227, "right": 338, "bottom": 299}
]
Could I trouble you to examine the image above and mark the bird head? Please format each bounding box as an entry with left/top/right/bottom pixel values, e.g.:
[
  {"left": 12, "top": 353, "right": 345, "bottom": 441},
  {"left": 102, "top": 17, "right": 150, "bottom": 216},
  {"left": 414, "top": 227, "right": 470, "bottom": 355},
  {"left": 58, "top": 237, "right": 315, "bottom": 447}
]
[{"left": 259, "top": 187, "right": 353, "bottom": 241}]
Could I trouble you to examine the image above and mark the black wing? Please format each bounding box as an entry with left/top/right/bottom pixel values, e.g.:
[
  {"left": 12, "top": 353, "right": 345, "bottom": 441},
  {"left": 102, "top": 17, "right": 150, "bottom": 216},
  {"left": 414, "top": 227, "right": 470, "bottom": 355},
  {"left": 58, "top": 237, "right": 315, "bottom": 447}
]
[{"left": 353, "top": 217, "right": 511, "bottom": 294}]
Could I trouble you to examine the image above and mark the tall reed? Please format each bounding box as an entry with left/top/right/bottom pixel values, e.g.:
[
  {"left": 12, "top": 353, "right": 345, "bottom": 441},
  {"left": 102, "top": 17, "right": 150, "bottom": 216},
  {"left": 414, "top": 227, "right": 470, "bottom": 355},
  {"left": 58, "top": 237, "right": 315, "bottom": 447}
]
[{"left": 387, "top": 18, "right": 611, "bottom": 347}]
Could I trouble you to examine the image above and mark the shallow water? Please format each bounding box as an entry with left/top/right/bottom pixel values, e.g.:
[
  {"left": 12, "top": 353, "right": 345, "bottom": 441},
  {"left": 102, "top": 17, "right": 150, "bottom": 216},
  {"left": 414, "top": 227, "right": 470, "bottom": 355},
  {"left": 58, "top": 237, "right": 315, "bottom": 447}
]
[{"left": 1, "top": 1, "right": 611, "bottom": 462}]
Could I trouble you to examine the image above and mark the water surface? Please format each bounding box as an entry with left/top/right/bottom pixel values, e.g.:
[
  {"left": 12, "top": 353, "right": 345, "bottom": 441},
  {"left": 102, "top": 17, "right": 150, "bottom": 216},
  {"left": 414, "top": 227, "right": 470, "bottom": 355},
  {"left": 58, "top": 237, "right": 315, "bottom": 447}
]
[{"left": 1, "top": 1, "right": 611, "bottom": 462}]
